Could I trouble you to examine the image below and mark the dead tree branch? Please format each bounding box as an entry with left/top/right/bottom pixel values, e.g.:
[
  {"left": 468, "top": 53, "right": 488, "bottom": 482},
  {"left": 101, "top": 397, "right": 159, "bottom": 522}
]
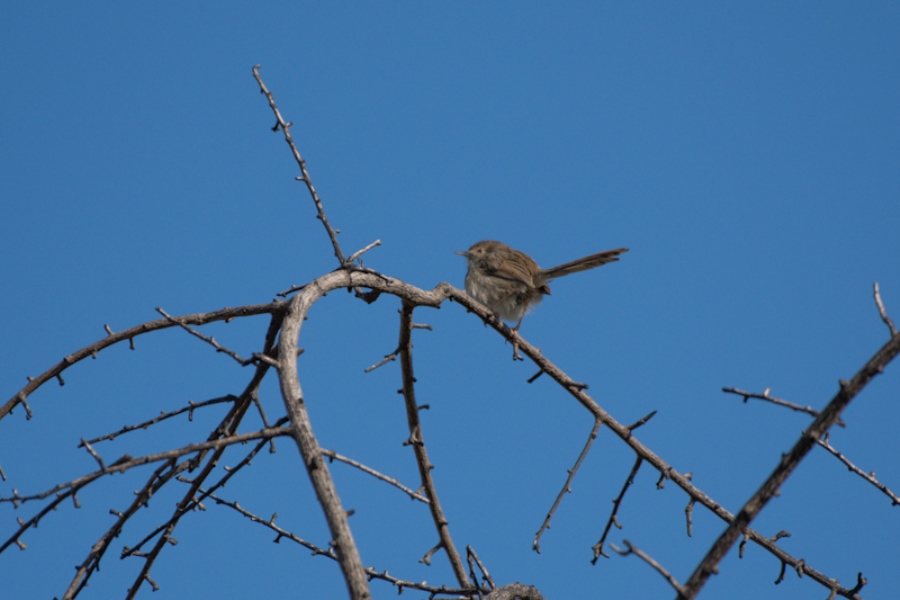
[
  {"left": 874, "top": 282, "right": 897, "bottom": 337},
  {"left": 1, "top": 302, "right": 281, "bottom": 421},
  {"left": 680, "top": 332, "right": 900, "bottom": 599},
  {"left": 533, "top": 419, "right": 602, "bottom": 553},
  {"left": 817, "top": 433, "right": 900, "bottom": 506},
  {"left": 612, "top": 540, "right": 684, "bottom": 596},
  {"left": 252, "top": 65, "right": 346, "bottom": 265},
  {"left": 592, "top": 456, "right": 644, "bottom": 562},
  {"left": 276, "top": 282, "right": 372, "bottom": 599},
  {"left": 320, "top": 448, "right": 429, "bottom": 503},
  {"left": 80, "top": 395, "right": 238, "bottom": 446},
  {"left": 722, "top": 387, "right": 846, "bottom": 427},
  {"left": 398, "top": 301, "right": 471, "bottom": 588}
]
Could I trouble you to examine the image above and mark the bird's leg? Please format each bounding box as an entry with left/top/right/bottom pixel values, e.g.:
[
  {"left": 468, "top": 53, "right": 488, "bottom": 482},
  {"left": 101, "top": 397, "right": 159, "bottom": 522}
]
[{"left": 511, "top": 297, "right": 530, "bottom": 333}]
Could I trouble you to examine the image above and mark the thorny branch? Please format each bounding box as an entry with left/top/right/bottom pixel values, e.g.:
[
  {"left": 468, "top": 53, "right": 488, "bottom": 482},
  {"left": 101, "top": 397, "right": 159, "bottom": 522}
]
[
  {"left": 592, "top": 456, "right": 644, "bottom": 562},
  {"left": 5, "top": 261, "right": 890, "bottom": 600},
  {"left": 80, "top": 395, "right": 238, "bottom": 446},
  {"left": 64, "top": 312, "right": 285, "bottom": 599},
  {"left": 262, "top": 269, "right": 884, "bottom": 598},
  {"left": 3, "top": 67, "right": 895, "bottom": 600},
  {"left": 612, "top": 540, "right": 684, "bottom": 596},
  {"left": 533, "top": 419, "right": 602, "bottom": 553},
  {"left": 252, "top": 65, "right": 346, "bottom": 265},
  {"left": 1, "top": 302, "right": 281, "bottom": 421},
  {"left": 397, "top": 301, "right": 471, "bottom": 588},
  {"left": 817, "top": 433, "right": 900, "bottom": 506},
  {"left": 679, "top": 331, "right": 900, "bottom": 599},
  {"left": 121, "top": 406, "right": 287, "bottom": 600},
  {"left": 156, "top": 307, "right": 254, "bottom": 365},
  {"left": 454, "top": 280, "right": 889, "bottom": 599},
  {"left": 320, "top": 448, "right": 430, "bottom": 503},
  {"left": 276, "top": 283, "right": 372, "bottom": 600},
  {"left": 2, "top": 427, "right": 291, "bottom": 509},
  {"left": 722, "top": 387, "right": 846, "bottom": 427},
  {"left": 467, "top": 545, "right": 497, "bottom": 591},
  {"left": 209, "top": 491, "right": 490, "bottom": 598}
]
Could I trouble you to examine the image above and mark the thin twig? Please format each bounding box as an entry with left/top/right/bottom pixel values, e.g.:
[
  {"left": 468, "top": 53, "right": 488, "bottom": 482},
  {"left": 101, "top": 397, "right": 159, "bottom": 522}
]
[
  {"left": 346, "top": 239, "right": 381, "bottom": 265},
  {"left": 592, "top": 456, "right": 643, "bottom": 562},
  {"left": 79, "top": 438, "right": 106, "bottom": 470},
  {"left": 252, "top": 65, "right": 345, "bottom": 264},
  {"left": 63, "top": 462, "right": 178, "bottom": 598},
  {"left": 533, "top": 419, "right": 602, "bottom": 553},
  {"left": 722, "top": 387, "right": 845, "bottom": 427},
  {"left": 364, "top": 348, "right": 400, "bottom": 373},
  {"left": 1, "top": 302, "right": 281, "bottom": 421},
  {"left": 611, "top": 540, "right": 684, "bottom": 595},
  {"left": 80, "top": 395, "right": 237, "bottom": 445},
  {"left": 874, "top": 282, "right": 897, "bottom": 337},
  {"left": 209, "top": 491, "right": 486, "bottom": 597},
  {"left": 124, "top": 421, "right": 286, "bottom": 561},
  {"left": 156, "top": 308, "right": 253, "bottom": 365},
  {"left": 1, "top": 427, "right": 291, "bottom": 506},
  {"left": 466, "top": 545, "right": 496, "bottom": 590},
  {"left": 320, "top": 448, "right": 429, "bottom": 503},
  {"left": 626, "top": 411, "right": 657, "bottom": 431},
  {"left": 817, "top": 433, "right": 900, "bottom": 506}
]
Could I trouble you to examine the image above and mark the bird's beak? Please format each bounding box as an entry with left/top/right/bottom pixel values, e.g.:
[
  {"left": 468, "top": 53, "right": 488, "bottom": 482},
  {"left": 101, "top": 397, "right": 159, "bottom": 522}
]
[{"left": 455, "top": 250, "right": 469, "bottom": 258}]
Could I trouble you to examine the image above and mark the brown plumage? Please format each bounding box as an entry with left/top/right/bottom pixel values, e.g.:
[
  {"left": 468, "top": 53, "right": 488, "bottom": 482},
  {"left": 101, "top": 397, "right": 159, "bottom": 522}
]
[{"left": 456, "top": 240, "right": 628, "bottom": 331}]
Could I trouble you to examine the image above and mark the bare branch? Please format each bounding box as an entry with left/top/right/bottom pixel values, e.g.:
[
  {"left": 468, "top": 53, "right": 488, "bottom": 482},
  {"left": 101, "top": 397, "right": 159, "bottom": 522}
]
[
  {"left": 611, "top": 540, "right": 684, "bottom": 596},
  {"left": 680, "top": 334, "right": 900, "bottom": 599},
  {"left": 722, "top": 387, "right": 846, "bottom": 427},
  {"left": 346, "top": 239, "right": 381, "bottom": 265},
  {"left": 79, "top": 438, "right": 106, "bottom": 470},
  {"left": 874, "top": 282, "right": 897, "bottom": 337},
  {"left": 364, "top": 348, "right": 399, "bottom": 373},
  {"left": 592, "top": 456, "right": 643, "bottom": 562},
  {"left": 81, "top": 395, "right": 237, "bottom": 445},
  {"left": 466, "top": 545, "right": 496, "bottom": 591},
  {"left": 116, "top": 316, "right": 286, "bottom": 599},
  {"left": 2, "top": 302, "right": 281, "bottom": 421},
  {"left": 122, "top": 419, "right": 284, "bottom": 597},
  {"left": 397, "top": 301, "right": 470, "bottom": 587},
  {"left": 1, "top": 427, "right": 291, "bottom": 507},
  {"left": 276, "top": 285, "right": 371, "bottom": 599},
  {"left": 626, "top": 410, "right": 657, "bottom": 431},
  {"left": 252, "top": 65, "right": 345, "bottom": 265},
  {"left": 156, "top": 307, "right": 254, "bottom": 365},
  {"left": 266, "top": 269, "right": 866, "bottom": 598},
  {"left": 319, "top": 448, "right": 429, "bottom": 503},
  {"left": 685, "top": 499, "right": 695, "bottom": 537},
  {"left": 533, "top": 419, "right": 602, "bottom": 553},
  {"left": 817, "top": 433, "right": 900, "bottom": 506},
  {"left": 62, "top": 462, "right": 177, "bottom": 598},
  {"left": 210, "top": 492, "right": 484, "bottom": 597}
]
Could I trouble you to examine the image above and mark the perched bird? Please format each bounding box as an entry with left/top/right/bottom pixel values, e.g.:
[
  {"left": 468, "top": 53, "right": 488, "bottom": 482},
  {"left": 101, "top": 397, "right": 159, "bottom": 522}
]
[{"left": 456, "top": 240, "right": 628, "bottom": 331}]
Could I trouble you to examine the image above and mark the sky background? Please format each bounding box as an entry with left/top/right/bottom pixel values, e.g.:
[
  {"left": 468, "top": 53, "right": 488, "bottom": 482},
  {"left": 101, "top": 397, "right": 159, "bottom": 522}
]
[{"left": 2, "top": 3, "right": 899, "bottom": 599}]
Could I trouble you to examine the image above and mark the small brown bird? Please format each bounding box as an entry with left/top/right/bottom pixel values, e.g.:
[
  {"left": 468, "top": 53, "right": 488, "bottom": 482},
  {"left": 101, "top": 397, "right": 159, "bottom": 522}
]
[{"left": 456, "top": 240, "right": 628, "bottom": 331}]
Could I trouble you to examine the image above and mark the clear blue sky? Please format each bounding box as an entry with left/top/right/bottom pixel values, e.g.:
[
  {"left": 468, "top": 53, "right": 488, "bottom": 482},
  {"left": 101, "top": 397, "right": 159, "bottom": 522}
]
[{"left": 2, "top": 3, "right": 899, "bottom": 599}]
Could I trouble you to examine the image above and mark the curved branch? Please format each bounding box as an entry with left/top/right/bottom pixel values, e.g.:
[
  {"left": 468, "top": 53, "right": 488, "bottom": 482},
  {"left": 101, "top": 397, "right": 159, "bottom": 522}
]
[{"left": 2, "top": 302, "right": 281, "bottom": 422}]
